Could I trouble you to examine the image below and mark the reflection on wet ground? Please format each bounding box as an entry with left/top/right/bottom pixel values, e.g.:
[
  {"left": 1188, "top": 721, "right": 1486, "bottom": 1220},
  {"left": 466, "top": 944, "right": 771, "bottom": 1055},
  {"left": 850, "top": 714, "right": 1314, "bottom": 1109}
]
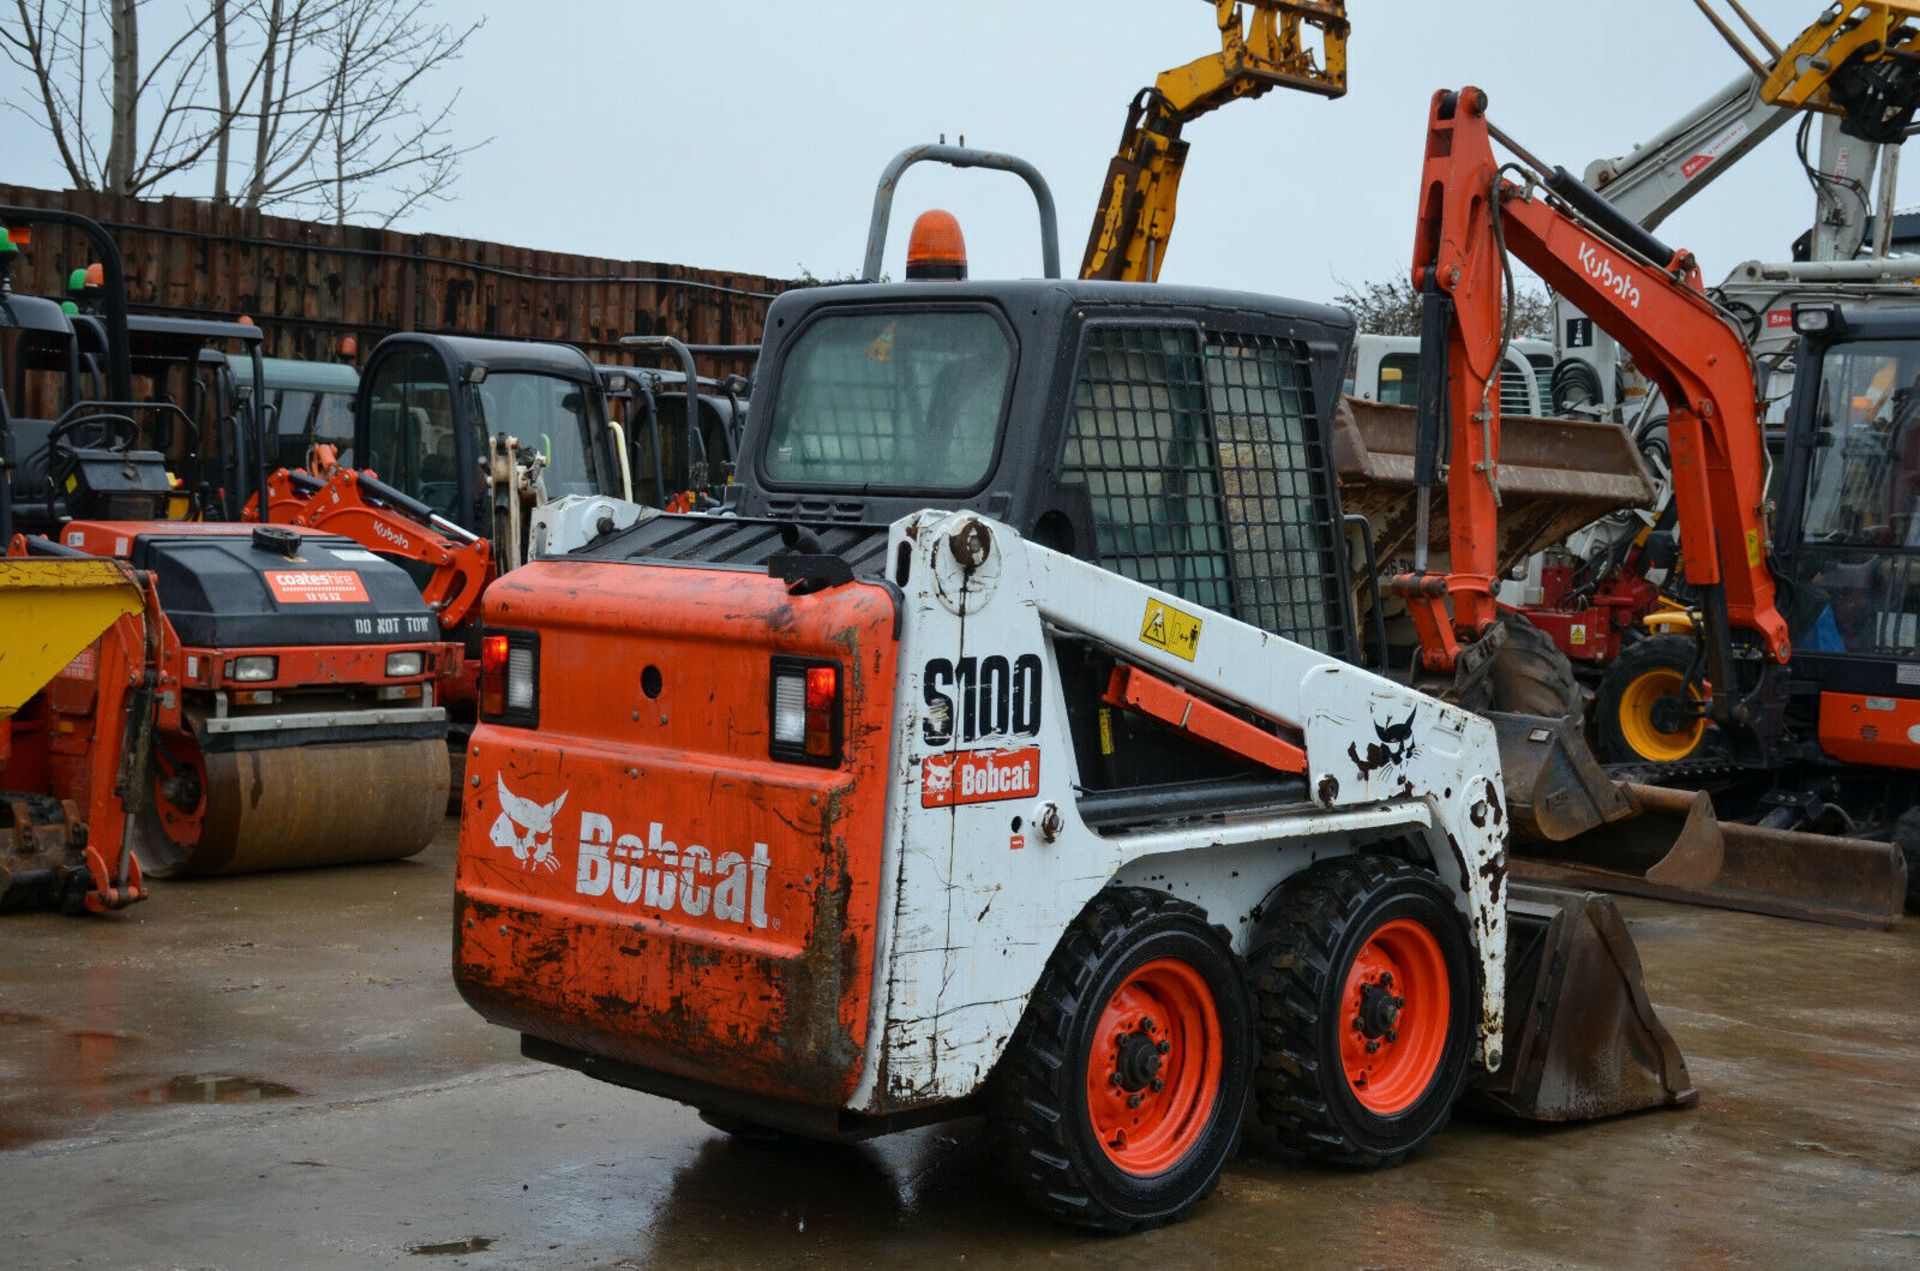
[
  {"left": 0, "top": 822, "right": 1916, "bottom": 1267},
  {"left": 134, "top": 1074, "right": 301, "bottom": 1104}
]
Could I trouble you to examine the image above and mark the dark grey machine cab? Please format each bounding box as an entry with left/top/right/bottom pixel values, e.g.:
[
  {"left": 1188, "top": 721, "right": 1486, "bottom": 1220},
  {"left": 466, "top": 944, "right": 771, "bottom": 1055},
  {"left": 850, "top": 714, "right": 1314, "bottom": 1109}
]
[
  {"left": 353, "top": 333, "right": 625, "bottom": 537},
  {"left": 729, "top": 278, "right": 1360, "bottom": 662}
]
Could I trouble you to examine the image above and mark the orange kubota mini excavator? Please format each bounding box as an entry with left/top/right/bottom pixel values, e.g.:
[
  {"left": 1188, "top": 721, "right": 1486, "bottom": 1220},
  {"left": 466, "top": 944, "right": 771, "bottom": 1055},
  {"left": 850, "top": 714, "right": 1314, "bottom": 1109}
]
[{"left": 1394, "top": 87, "right": 1910, "bottom": 923}]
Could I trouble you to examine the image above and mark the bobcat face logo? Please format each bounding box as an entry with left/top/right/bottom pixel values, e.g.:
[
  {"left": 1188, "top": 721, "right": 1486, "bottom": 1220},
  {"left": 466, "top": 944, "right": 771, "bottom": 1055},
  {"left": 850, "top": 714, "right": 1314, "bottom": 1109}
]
[
  {"left": 1347, "top": 705, "right": 1420, "bottom": 778},
  {"left": 490, "top": 775, "right": 568, "bottom": 872},
  {"left": 923, "top": 763, "right": 954, "bottom": 797}
]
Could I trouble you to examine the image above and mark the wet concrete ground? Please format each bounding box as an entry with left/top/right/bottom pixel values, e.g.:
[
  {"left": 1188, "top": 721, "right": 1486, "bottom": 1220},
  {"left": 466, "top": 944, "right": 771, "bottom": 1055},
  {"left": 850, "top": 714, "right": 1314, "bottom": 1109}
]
[{"left": 2, "top": 823, "right": 1915, "bottom": 1269}]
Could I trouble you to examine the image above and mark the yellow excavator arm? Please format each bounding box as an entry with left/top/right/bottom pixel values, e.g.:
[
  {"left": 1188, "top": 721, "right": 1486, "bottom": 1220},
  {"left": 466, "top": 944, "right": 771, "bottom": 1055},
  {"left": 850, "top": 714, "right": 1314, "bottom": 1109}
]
[
  {"left": 1080, "top": 0, "right": 1347, "bottom": 282},
  {"left": 1759, "top": 1, "right": 1920, "bottom": 110}
]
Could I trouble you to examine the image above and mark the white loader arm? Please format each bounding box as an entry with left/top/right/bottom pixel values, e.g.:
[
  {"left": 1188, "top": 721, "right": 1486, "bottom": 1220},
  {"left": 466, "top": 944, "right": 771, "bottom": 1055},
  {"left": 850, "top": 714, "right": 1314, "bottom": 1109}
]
[{"left": 865, "top": 510, "right": 1509, "bottom": 1108}]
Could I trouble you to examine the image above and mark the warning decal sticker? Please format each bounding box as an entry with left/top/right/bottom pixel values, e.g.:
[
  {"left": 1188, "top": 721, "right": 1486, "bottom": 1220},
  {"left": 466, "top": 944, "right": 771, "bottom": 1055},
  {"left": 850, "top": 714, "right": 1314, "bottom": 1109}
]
[
  {"left": 266, "top": 569, "right": 369, "bottom": 604},
  {"left": 1139, "top": 597, "right": 1203, "bottom": 661}
]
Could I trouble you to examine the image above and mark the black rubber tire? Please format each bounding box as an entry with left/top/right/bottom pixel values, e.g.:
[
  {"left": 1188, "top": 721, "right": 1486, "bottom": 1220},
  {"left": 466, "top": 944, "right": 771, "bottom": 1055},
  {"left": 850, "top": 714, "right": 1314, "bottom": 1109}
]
[
  {"left": 1247, "top": 855, "right": 1474, "bottom": 1168},
  {"left": 988, "top": 888, "right": 1255, "bottom": 1233},
  {"left": 1894, "top": 809, "right": 1920, "bottom": 914},
  {"left": 1594, "top": 634, "right": 1708, "bottom": 764},
  {"left": 1456, "top": 616, "right": 1582, "bottom": 718}
]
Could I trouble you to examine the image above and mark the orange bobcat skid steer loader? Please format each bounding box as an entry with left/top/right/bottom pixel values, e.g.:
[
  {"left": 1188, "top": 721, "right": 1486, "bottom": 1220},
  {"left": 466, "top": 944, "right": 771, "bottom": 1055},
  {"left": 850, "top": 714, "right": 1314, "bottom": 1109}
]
[{"left": 453, "top": 146, "right": 1694, "bottom": 1235}]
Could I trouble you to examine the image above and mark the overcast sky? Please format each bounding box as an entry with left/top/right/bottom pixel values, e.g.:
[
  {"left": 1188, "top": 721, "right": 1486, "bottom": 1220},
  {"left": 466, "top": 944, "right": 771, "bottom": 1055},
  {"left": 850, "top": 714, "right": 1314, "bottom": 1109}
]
[{"left": 0, "top": 1, "right": 1875, "bottom": 302}]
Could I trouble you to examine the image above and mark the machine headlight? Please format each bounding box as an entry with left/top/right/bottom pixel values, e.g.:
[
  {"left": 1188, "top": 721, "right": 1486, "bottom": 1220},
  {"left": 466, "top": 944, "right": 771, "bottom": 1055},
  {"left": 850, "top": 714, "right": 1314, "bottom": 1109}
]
[
  {"left": 231, "top": 655, "right": 278, "bottom": 682},
  {"left": 385, "top": 651, "right": 425, "bottom": 678}
]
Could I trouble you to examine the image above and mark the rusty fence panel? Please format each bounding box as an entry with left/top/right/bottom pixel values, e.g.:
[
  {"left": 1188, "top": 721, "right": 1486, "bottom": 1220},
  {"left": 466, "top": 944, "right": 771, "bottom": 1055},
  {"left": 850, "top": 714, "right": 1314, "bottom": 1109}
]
[{"left": 0, "top": 183, "right": 792, "bottom": 379}]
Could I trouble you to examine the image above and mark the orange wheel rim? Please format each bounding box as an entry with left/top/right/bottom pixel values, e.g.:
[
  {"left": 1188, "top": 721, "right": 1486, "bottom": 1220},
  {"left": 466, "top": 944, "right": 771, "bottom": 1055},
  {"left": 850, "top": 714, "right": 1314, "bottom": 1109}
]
[
  {"left": 1084, "top": 957, "right": 1223, "bottom": 1176},
  {"left": 1339, "top": 918, "right": 1449, "bottom": 1115}
]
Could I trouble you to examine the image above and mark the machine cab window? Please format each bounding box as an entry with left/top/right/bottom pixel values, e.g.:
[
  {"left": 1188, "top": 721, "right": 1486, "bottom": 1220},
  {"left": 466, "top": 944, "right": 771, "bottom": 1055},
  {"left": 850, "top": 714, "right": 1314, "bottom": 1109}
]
[
  {"left": 760, "top": 309, "right": 1014, "bottom": 492},
  {"left": 1791, "top": 337, "right": 1920, "bottom": 656},
  {"left": 471, "top": 372, "right": 598, "bottom": 499},
  {"left": 362, "top": 347, "right": 460, "bottom": 518}
]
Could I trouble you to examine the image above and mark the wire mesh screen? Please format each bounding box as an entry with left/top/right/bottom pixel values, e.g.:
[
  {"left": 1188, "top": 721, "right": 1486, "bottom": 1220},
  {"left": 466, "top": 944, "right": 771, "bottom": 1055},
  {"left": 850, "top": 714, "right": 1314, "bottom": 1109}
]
[
  {"left": 1062, "top": 323, "right": 1349, "bottom": 656},
  {"left": 1202, "top": 331, "right": 1348, "bottom": 655},
  {"left": 1063, "top": 326, "right": 1233, "bottom": 612}
]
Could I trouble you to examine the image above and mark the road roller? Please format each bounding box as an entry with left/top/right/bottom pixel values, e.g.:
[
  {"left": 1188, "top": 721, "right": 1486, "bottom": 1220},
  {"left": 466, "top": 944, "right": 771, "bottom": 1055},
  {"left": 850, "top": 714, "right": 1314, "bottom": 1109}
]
[
  {"left": 30, "top": 520, "right": 458, "bottom": 876},
  {"left": 2, "top": 207, "right": 457, "bottom": 877}
]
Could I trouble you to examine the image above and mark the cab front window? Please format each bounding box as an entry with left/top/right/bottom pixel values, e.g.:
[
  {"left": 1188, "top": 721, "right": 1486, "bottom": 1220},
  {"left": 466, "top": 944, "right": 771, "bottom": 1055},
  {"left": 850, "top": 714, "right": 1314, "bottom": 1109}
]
[{"left": 761, "top": 309, "right": 1013, "bottom": 492}]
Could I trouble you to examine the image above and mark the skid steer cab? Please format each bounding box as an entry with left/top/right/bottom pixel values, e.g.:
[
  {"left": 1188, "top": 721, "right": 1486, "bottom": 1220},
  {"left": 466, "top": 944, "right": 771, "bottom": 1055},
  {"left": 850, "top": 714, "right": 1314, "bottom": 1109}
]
[{"left": 454, "top": 149, "right": 1693, "bottom": 1233}]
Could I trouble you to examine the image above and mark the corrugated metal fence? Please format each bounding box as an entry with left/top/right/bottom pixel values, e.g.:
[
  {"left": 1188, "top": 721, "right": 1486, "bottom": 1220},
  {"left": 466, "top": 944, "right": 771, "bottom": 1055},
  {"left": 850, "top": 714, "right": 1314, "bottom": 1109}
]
[{"left": 0, "top": 183, "right": 790, "bottom": 378}]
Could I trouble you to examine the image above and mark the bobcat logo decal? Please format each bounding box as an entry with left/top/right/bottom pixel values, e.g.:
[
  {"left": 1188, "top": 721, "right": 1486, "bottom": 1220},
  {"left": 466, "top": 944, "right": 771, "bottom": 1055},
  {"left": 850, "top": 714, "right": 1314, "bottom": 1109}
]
[
  {"left": 1347, "top": 705, "right": 1419, "bottom": 777},
  {"left": 490, "top": 775, "right": 568, "bottom": 872}
]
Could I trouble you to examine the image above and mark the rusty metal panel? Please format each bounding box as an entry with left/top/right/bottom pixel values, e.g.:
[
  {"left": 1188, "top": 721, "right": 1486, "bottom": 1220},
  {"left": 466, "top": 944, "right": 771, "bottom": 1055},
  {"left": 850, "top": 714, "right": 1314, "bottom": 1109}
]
[{"left": 0, "top": 182, "right": 786, "bottom": 377}]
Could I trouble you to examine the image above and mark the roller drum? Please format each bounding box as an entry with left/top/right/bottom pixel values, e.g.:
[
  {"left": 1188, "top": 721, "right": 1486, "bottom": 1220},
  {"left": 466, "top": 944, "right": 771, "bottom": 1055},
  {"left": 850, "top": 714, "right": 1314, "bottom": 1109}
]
[{"left": 138, "top": 738, "right": 448, "bottom": 877}]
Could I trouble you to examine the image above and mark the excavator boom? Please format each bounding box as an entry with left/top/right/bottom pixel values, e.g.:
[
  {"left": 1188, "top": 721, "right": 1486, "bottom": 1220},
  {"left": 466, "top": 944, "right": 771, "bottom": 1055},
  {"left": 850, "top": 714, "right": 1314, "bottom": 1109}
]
[
  {"left": 1080, "top": 1, "right": 1346, "bottom": 281},
  {"left": 1408, "top": 88, "right": 1789, "bottom": 705}
]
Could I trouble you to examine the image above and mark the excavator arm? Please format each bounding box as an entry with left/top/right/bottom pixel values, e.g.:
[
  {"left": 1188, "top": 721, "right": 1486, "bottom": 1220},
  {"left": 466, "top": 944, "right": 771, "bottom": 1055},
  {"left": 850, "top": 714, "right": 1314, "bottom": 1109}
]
[
  {"left": 1080, "top": 0, "right": 1346, "bottom": 281},
  {"left": 251, "top": 468, "right": 495, "bottom": 632},
  {"left": 1407, "top": 87, "right": 1789, "bottom": 721}
]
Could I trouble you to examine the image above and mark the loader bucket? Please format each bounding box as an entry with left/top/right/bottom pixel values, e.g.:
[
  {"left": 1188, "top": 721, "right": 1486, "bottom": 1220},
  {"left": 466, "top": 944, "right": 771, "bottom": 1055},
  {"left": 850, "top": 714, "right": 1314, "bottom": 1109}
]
[
  {"left": 1333, "top": 397, "right": 1657, "bottom": 575},
  {"left": 1510, "top": 783, "right": 1908, "bottom": 930},
  {"left": 1468, "top": 883, "right": 1697, "bottom": 1121},
  {"left": 1483, "top": 711, "right": 1636, "bottom": 842}
]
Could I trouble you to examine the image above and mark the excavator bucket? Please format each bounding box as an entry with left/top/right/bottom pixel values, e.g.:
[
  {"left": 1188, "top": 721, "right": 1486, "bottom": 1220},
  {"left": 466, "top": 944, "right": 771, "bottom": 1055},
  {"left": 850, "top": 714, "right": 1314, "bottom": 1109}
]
[
  {"left": 1511, "top": 783, "right": 1908, "bottom": 930},
  {"left": 1333, "top": 398, "right": 1657, "bottom": 575},
  {"left": 1483, "top": 712, "right": 1635, "bottom": 842},
  {"left": 1469, "top": 883, "right": 1697, "bottom": 1121}
]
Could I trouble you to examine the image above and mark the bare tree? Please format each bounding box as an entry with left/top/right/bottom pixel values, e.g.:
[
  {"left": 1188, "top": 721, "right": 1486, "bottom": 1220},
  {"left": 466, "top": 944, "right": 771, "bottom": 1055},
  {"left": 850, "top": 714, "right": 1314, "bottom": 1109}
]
[
  {"left": 1334, "top": 273, "right": 1554, "bottom": 340},
  {"left": 4, "top": 0, "right": 228, "bottom": 196},
  {"left": 2, "top": 0, "right": 482, "bottom": 224},
  {"left": 222, "top": 0, "right": 482, "bottom": 224}
]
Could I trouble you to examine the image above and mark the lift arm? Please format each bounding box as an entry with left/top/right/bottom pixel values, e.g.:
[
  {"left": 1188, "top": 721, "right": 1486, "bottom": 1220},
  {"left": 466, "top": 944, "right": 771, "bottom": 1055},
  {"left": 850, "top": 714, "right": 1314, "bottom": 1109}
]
[
  {"left": 250, "top": 467, "right": 495, "bottom": 631},
  {"left": 1406, "top": 88, "right": 1789, "bottom": 719},
  {"left": 1080, "top": 0, "right": 1346, "bottom": 281}
]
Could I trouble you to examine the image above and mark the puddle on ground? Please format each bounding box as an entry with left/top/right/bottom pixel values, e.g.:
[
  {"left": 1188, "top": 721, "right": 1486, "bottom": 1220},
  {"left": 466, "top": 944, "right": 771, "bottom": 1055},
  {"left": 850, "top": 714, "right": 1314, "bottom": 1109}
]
[
  {"left": 133, "top": 1074, "right": 301, "bottom": 1104},
  {"left": 409, "top": 1236, "right": 494, "bottom": 1256}
]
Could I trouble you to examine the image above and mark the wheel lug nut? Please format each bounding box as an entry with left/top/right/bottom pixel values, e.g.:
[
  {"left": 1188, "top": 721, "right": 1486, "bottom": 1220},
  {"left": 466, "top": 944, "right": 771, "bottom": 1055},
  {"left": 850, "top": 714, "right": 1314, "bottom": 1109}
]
[
  {"left": 1380, "top": 972, "right": 1393, "bottom": 987},
  {"left": 1127, "top": 1094, "right": 1143, "bottom": 1108},
  {"left": 1351, "top": 1016, "right": 1364, "bottom": 1031},
  {"left": 1140, "top": 1017, "right": 1155, "bottom": 1032},
  {"left": 1365, "top": 1040, "right": 1380, "bottom": 1054},
  {"left": 1392, "top": 996, "right": 1405, "bottom": 1009},
  {"left": 1386, "top": 1029, "right": 1399, "bottom": 1043},
  {"left": 1156, "top": 1039, "right": 1170, "bottom": 1054},
  {"left": 1109, "top": 1073, "right": 1121, "bottom": 1086},
  {"left": 1151, "top": 1077, "right": 1164, "bottom": 1092}
]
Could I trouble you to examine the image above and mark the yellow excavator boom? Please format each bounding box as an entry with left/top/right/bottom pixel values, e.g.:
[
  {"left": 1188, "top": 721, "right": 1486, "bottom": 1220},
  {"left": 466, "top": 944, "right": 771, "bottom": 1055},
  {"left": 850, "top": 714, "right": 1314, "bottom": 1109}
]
[
  {"left": 1080, "top": 0, "right": 1347, "bottom": 282},
  {"left": 1759, "top": 1, "right": 1920, "bottom": 110}
]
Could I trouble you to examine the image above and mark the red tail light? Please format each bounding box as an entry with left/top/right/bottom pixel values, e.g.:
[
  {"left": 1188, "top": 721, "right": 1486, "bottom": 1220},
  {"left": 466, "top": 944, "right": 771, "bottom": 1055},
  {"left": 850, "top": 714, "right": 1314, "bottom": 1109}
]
[
  {"left": 770, "top": 657, "right": 842, "bottom": 765},
  {"left": 479, "top": 629, "right": 539, "bottom": 727},
  {"left": 804, "top": 665, "right": 838, "bottom": 758}
]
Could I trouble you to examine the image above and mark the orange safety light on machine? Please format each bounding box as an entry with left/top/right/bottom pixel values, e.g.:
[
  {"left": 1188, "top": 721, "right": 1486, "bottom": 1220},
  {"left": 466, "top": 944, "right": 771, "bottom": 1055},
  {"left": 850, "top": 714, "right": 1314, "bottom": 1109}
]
[{"left": 905, "top": 209, "right": 968, "bottom": 281}]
